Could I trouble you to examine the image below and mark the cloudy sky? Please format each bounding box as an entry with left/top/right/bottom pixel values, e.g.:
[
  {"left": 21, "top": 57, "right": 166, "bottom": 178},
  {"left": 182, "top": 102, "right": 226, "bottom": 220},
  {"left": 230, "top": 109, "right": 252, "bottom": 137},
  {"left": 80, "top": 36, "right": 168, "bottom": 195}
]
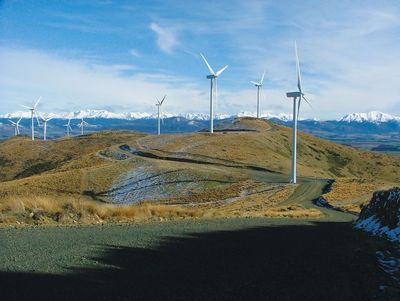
[{"left": 1, "top": 0, "right": 400, "bottom": 119}]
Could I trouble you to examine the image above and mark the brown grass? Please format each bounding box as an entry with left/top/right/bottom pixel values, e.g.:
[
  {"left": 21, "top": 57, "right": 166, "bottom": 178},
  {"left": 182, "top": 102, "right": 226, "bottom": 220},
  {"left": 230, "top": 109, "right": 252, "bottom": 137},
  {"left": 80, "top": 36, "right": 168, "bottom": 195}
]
[
  {"left": 1, "top": 118, "right": 399, "bottom": 225},
  {"left": 322, "top": 177, "right": 396, "bottom": 213}
]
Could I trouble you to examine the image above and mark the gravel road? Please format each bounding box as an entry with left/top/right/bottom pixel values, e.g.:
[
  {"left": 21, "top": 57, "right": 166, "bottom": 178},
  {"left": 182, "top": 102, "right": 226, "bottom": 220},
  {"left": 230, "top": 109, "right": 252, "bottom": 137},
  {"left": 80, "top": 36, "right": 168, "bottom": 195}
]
[{"left": 0, "top": 217, "right": 396, "bottom": 300}]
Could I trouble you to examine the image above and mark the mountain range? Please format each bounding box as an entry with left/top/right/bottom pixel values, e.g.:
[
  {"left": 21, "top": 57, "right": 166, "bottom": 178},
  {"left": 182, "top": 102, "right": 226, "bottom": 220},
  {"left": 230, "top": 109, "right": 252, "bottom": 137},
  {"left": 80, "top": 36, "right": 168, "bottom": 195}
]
[
  {"left": 0, "top": 109, "right": 295, "bottom": 121},
  {"left": 1, "top": 110, "right": 400, "bottom": 152},
  {"left": 1, "top": 109, "right": 400, "bottom": 123}
]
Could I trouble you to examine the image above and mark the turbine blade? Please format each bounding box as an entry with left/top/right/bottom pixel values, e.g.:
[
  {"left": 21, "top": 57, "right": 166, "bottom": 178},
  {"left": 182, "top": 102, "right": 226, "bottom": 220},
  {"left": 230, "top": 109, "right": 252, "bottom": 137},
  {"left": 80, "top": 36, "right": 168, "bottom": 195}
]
[
  {"left": 20, "top": 104, "right": 32, "bottom": 109},
  {"left": 38, "top": 111, "right": 45, "bottom": 121},
  {"left": 302, "top": 95, "right": 312, "bottom": 108},
  {"left": 260, "top": 71, "right": 265, "bottom": 84},
  {"left": 160, "top": 94, "right": 166, "bottom": 105},
  {"left": 297, "top": 98, "right": 301, "bottom": 120},
  {"left": 17, "top": 116, "right": 23, "bottom": 123},
  {"left": 34, "top": 111, "right": 41, "bottom": 127},
  {"left": 216, "top": 65, "right": 228, "bottom": 76},
  {"left": 200, "top": 53, "right": 215, "bottom": 75},
  {"left": 34, "top": 96, "right": 42, "bottom": 108},
  {"left": 250, "top": 81, "right": 260, "bottom": 86},
  {"left": 8, "top": 120, "right": 16, "bottom": 125},
  {"left": 295, "top": 41, "right": 302, "bottom": 93}
]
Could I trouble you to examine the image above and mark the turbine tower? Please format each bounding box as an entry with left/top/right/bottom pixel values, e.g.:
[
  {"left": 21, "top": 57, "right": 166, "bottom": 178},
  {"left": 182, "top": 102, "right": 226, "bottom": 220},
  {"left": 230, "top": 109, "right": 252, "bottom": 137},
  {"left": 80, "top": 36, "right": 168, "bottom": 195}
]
[
  {"left": 8, "top": 116, "right": 23, "bottom": 136},
  {"left": 155, "top": 95, "right": 166, "bottom": 135},
  {"left": 39, "top": 113, "right": 53, "bottom": 141},
  {"left": 20, "top": 97, "right": 41, "bottom": 141},
  {"left": 78, "top": 117, "right": 89, "bottom": 135},
  {"left": 286, "top": 41, "right": 311, "bottom": 184},
  {"left": 64, "top": 119, "right": 72, "bottom": 137},
  {"left": 251, "top": 71, "right": 265, "bottom": 118},
  {"left": 200, "top": 53, "right": 228, "bottom": 133}
]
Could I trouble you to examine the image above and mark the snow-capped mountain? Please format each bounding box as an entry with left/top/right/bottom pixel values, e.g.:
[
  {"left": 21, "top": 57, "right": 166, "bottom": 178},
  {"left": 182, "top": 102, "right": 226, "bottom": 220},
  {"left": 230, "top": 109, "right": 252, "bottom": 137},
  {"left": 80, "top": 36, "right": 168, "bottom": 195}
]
[
  {"left": 0, "top": 109, "right": 291, "bottom": 121},
  {"left": 339, "top": 111, "right": 400, "bottom": 123},
  {"left": 1, "top": 109, "right": 399, "bottom": 123}
]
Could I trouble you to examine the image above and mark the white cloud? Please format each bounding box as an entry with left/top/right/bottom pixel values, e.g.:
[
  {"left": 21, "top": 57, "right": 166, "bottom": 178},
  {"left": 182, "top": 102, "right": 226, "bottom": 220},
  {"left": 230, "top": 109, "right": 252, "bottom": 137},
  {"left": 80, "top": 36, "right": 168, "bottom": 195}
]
[
  {"left": 149, "top": 22, "right": 178, "bottom": 54},
  {"left": 0, "top": 48, "right": 204, "bottom": 114},
  {"left": 129, "top": 49, "right": 141, "bottom": 57},
  {"left": 0, "top": 48, "right": 296, "bottom": 117}
]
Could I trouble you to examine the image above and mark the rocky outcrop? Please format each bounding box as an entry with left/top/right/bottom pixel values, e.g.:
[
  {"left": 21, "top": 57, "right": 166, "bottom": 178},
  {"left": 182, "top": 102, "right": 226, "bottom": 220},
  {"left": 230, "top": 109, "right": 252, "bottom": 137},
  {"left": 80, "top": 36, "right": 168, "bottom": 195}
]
[{"left": 355, "top": 187, "right": 400, "bottom": 242}]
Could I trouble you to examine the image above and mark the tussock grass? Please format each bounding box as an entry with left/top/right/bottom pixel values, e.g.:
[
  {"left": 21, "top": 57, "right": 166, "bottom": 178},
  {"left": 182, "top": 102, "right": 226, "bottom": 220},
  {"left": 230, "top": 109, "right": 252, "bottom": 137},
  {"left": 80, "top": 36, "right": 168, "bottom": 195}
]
[
  {"left": 0, "top": 196, "right": 206, "bottom": 225},
  {"left": 0, "top": 193, "right": 322, "bottom": 226},
  {"left": 322, "top": 178, "right": 396, "bottom": 213}
]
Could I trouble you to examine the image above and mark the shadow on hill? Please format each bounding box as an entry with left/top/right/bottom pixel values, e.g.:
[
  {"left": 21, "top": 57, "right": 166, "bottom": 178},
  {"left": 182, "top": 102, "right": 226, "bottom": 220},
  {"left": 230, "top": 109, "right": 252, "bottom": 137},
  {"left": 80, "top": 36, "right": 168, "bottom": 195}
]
[{"left": 0, "top": 222, "right": 391, "bottom": 301}]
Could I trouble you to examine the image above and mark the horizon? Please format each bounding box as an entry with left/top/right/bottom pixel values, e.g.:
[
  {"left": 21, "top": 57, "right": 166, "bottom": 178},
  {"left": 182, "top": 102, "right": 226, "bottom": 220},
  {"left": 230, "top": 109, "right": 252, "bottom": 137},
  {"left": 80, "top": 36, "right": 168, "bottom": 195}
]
[
  {"left": 1, "top": 108, "right": 399, "bottom": 122},
  {"left": 1, "top": 1, "right": 400, "bottom": 119}
]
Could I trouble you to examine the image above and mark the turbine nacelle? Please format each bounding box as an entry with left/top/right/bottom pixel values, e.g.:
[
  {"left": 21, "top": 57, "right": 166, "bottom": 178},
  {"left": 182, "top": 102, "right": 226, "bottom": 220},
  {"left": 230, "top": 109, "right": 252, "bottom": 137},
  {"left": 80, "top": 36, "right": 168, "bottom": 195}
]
[{"left": 286, "top": 91, "right": 303, "bottom": 98}]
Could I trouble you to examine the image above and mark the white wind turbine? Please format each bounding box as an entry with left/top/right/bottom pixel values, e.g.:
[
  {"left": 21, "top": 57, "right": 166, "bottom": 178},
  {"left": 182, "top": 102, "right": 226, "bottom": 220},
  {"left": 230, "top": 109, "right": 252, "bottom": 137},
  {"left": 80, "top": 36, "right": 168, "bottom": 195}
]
[
  {"left": 20, "top": 97, "right": 41, "bottom": 141},
  {"left": 8, "top": 116, "right": 23, "bottom": 136},
  {"left": 286, "top": 41, "right": 311, "bottom": 184},
  {"left": 251, "top": 71, "right": 265, "bottom": 118},
  {"left": 39, "top": 113, "right": 53, "bottom": 141},
  {"left": 77, "top": 117, "right": 89, "bottom": 135},
  {"left": 155, "top": 95, "right": 166, "bottom": 135},
  {"left": 64, "top": 119, "right": 72, "bottom": 137},
  {"left": 200, "top": 53, "right": 228, "bottom": 133}
]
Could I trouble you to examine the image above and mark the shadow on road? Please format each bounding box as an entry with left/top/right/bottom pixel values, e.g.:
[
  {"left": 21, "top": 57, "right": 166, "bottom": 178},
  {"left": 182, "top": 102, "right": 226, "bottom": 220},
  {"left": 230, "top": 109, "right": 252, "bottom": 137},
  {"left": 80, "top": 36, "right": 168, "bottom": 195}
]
[{"left": 0, "top": 222, "right": 391, "bottom": 300}]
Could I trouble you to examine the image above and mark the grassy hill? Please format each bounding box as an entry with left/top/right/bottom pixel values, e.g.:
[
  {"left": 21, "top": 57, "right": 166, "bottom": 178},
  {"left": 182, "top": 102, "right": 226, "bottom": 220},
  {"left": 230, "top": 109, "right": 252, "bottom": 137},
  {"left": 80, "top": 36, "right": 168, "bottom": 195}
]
[{"left": 0, "top": 118, "right": 399, "bottom": 225}]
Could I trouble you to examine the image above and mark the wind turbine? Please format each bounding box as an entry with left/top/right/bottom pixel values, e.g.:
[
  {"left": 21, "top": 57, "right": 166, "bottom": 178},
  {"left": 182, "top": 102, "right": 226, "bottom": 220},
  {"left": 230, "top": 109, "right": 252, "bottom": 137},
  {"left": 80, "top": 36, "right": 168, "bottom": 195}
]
[
  {"left": 155, "top": 95, "right": 166, "bottom": 135},
  {"left": 64, "top": 119, "right": 72, "bottom": 137},
  {"left": 251, "top": 71, "right": 265, "bottom": 118},
  {"left": 77, "top": 117, "right": 89, "bottom": 135},
  {"left": 39, "top": 113, "right": 53, "bottom": 141},
  {"left": 20, "top": 97, "right": 41, "bottom": 141},
  {"left": 8, "top": 116, "right": 23, "bottom": 136},
  {"left": 286, "top": 41, "right": 311, "bottom": 184},
  {"left": 200, "top": 53, "right": 228, "bottom": 133}
]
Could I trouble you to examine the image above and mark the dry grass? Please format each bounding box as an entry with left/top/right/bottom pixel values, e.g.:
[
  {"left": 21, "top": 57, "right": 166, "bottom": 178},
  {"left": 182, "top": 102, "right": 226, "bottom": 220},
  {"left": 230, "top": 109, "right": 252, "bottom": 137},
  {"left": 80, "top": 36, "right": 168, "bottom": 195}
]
[
  {"left": 1, "top": 118, "right": 399, "bottom": 225},
  {"left": 0, "top": 131, "right": 144, "bottom": 182},
  {"left": 322, "top": 178, "right": 396, "bottom": 213},
  {"left": 0, "top": 192, "right": 323, "bottom": 225},
  {"left": 0, "top": 196, "right": 206, "bottom": 225}
]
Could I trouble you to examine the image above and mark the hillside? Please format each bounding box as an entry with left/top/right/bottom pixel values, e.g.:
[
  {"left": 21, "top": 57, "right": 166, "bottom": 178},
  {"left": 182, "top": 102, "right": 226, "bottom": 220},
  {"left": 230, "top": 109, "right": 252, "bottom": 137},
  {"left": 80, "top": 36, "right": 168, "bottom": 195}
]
[{"left": 0, "top": 117, "right": 399, "bottom": 224}]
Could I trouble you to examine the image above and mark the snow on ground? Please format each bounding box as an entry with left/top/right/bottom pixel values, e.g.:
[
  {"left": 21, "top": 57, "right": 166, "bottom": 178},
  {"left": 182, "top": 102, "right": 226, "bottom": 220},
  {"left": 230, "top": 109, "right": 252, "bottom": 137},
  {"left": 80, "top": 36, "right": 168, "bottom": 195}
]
[
  {"left": 355, "top": 188, "right": 400, "bottom": 242},
  {"left": 354, "top": 187, "right": 400, "bottom": 284}
]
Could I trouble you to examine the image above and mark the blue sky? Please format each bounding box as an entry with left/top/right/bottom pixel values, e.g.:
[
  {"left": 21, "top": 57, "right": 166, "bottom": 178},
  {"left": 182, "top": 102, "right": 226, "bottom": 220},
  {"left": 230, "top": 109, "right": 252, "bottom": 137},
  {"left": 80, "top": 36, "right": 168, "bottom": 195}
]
[{"left": 1, "top": 0, "right": 400, "bottom": 119}]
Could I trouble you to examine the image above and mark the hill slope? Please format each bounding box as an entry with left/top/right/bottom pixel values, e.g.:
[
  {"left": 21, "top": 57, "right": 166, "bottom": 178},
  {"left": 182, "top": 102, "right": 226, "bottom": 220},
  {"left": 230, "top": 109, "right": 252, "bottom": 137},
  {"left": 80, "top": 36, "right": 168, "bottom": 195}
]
[{"left": 0, "top": 118, "right": 398, "bottom": 224}]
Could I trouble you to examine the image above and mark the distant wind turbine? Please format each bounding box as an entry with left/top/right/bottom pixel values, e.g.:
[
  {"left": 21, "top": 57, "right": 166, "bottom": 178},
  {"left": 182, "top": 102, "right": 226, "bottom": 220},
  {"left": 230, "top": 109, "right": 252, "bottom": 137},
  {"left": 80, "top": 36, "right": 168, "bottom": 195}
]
[
  {"left": 200, "top": 53, "right": 228, "bottom": 133},
  {"left": 20, "top": 97, "right": 41, "bottom": 141},
  {"left": 251, "top": 71, "right": 265, "bottom": 118},
  {"left": 39, "top": 113, "right": 53, "bottom": 141},
  {"left": 156, "top": 95, "right": 166, "bottom": 135},
  {"left": 8, "top": 116, "right": 23, "bottom": 136},
  {"left": 64, "top": 119, "right": 72, "bottom": 137},
  {"left": 286, "top": 41, "right": 311, "bottom": 184},
  {"left": 77, "top": 117, "right": 89, "bottom": 135}
]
